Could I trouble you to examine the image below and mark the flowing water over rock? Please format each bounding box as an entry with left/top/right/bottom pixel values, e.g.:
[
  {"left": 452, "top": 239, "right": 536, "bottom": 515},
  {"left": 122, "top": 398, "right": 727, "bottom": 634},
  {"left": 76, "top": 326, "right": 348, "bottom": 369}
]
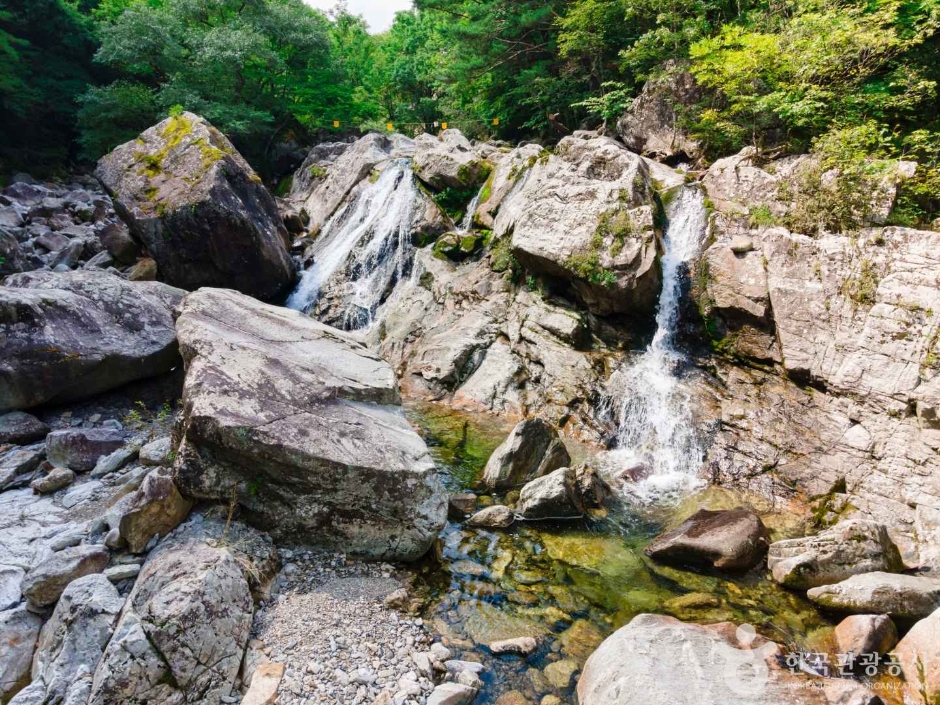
[
  {"left": 457, "top": 186, "right": 485, "bottom": 233},
  {"left": 286, "top": 159, "right": 418, "bottom": 327},
  {"left": 603, "top": 185, "right": 709, "bottom": 501}
]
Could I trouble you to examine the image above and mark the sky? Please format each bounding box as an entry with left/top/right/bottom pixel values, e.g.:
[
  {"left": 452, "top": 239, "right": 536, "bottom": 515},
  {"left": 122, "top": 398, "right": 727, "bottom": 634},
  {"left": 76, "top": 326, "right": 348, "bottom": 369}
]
[{"left": 303, "top": 0, "right": 414, "bottom": 33}]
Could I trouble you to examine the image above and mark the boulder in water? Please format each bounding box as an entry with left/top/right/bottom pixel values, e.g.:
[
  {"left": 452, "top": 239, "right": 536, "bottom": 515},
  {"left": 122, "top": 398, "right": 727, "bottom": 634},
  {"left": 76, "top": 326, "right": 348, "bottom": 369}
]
[
  {"left": 517, "top": 467, "right": 584, "bottom": 520},
  {"left": 768, "top": 520, "right": 905, "bottom": 589},
  {"left": 0, "top": 271, "right": 183, "bottom": 412},
  {"left": 482, "top": 418, "right": 570, "bottom": 490},
  {"left": 644, "top": 508, "right": 770, "bottom": 571},
  {"left": 834, "top": 614, "right": 897, "bottom": 657},
  {"left": 95, "top": 112, "right": 294, "bottom": 301},
  {"left": 806, "top": 572, "right": 940, "bottom": 619},
  {"left": 576, "top": 614, "right": 881, "bottom": 705},
  {"left": 173, "top": 288, "right": 447, "bottom": 560}
]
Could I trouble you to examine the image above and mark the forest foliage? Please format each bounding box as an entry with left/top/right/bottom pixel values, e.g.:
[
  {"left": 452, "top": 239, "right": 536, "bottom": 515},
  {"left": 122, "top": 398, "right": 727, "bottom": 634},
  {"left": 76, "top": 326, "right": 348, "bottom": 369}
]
[{"left": 0, "top": 0, "right": 938, "bottom": 223}]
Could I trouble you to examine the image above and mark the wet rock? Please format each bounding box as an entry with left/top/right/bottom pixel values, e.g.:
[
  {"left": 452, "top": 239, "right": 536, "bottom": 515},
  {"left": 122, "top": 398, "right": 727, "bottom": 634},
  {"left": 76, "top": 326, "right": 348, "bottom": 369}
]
[
  {"left": 22, "top": 545, "right": 110, "bottom": 608},
  {"left": 494, "top": 134, "right": 660, "bottom": 316},
  {"left": 173, "top": 288, "right": 446, "bottom": 560},
  {"left": 517, "top": 468, "right": 584, "bottom": 520},
  {"left": 30, "top": 467, "right": 75, "bottom": 494},
  {"left": 242, "top": 662, "right": 285, "bottom": 705},
  {"left": 0, "top": 271, "right": 183, "bottom": 412},
  {"left": 138, "top": 436, "right": 172, "bottom": 467},
  {"left": 21, "top": 574, "right": 124, "bottom": 705},
  {"left": 0, "top": 444, "right": 46, "bottom": 491},
  {"left": 768, "top": 520, "right": 904, "bottom": 589},
  {"left": 807, "top": 572, "right": 940, "bottom": 619},
  {"left": 495, "top": 692, "right": 530, "bottom": 705},
  {"left": 0, "top": 605, "right": 43, "bottom": 702},
  {"left": 543, "top": 659, "right": 579, "bottom": 689},
  {"left": 834, "top": 615, "right": 897, "bottom": 657},
  {"left": 118, "top": 468, "right": 193, "bottom": 553},
  {"left": 644, "top": 508, "right": 770, "bottom": 571},
  {"left": 894, "top": 607, "right": 940, "bottom": 705},
  {"left": 46, "top": 429, "right": 127, "bottom": 473},
  {"left": 467, "top": 505, "right": 515, "bottom": 529},
  {"left": 482, "top": 418, "right": 571, "bottom": 490},
  {"left": 88, "top": 519, "right": 269, "bottom": 704},
  {"left": 617, "top": 61, "right": 704, "bottom": 161},
  {"left": 577, "top": 614, "right": 881, "bottom": 705},
  {"left": 448, "top": 493, "right": 478, "bottom": 519},
  {"left": 490, "top": 636, "right": 538, "bottom": 656},
  {"left": 558, "top": 620, "right": 604, "bottom": 664},
  {"left": 427, "top": 682, "right": 477, "bottom": 705},
  {"left": 96, "top": 112, "right": 294, "bottom": 300},
  {"left": 0, "top": 412, "right": 49, "bottom": 445},
  {"left": 413, "top": 130, "right": 490, "bottom": 191}
]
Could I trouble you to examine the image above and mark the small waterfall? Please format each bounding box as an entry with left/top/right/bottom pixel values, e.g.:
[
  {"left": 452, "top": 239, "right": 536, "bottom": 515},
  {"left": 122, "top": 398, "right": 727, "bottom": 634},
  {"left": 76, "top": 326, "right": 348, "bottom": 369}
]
[
  {"left": 604, "top": 185, "right": 708, "bottom": 502},
  {"left": 286, "top": 160, "right": 417, "bottom": 328},
  {"left": 457, "top": 186, "right": 484, "bottom": 233}
]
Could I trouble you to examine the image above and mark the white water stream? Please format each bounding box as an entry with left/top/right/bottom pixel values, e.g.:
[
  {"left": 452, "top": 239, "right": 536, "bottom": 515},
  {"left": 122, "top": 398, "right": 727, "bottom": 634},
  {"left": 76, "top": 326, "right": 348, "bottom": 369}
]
[
  {"left": 604, "top": 185, "right": 709, "bottom": 502},
  {"left": 286, "top": 159, "right": 417, "bottom": 328}
]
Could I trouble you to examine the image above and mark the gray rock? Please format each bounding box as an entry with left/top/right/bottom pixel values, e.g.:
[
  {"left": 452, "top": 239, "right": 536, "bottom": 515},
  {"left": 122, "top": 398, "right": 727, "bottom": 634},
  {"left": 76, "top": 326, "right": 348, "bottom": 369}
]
[
  {"left": 138, "top": 437, "right": 172, "bottom": 467},
  {"left": 90, "top": 444, "right": 140, "bottom": 478},
  {"left": 482, "top": 418, "right": 570, "bottom": 490},
  {"left": 0, "top": 444, "right": 46, "bottom": 491},
  {"left": 489, "top": 636, "right": 537, "bottom": 656},
  {"left": 768, "top": 520, "right": 904, "bottom": 589},
  {"left": 834, "top": 615, "right": 897, "bottom": 657},
  {"left": 644, "top": 508, "right": 770, "bottom": 571},
  {"left": 894, "top": 607, "right": 940, "bottom": 705},
  {"left": 30, "top": 467, "right": 76, "bottom": 494},
  {"left": 34, "top": 231, "right": 70, "bottom": 253},
  {"left": 577, "top": 614, "right": 881, "bottom": 705},
  {"left": 807, "top": 572, "right": 940, "bottom": 619},
  {"left": 97, "top": 223, "right": 139, "bottom": 264},
  {"left": 104, "top": 565, "right": 140, "bottom": 583},
  {"left": 23, "top": 574, "right": 124, "bottom": 705},
  {"left": 83, "top": 251, "right": 115, "bottom": 270},
  {"left": 466, "top": 505, "right": 515, "bottom": 529},
  {"left": 46, "top": 429, "right": 127, "bottom": 473},
  {"left": 96, "top": 112, "right": 294, "bottom": 301},
  {"left": 617, "top": 61, "right": 704, "bottom": 161},
  {"left": 50, "top": 240, "right": 84, "bottom": 269},
  {"left": 172, "top": 288, "right": 446, "bottom": 560},
  {"left": 517, "top": 467, "right": 584, "bottom": 520},
  {"left": 426, "top": 682, "right": 477, "bottom": 705},
  {"left": 413, "top": 130, "right": 490, "bottom": 191},
  {"left": 0, "top": 229, "right": 24, "bottom": 275},
  {"left": 0, "top": 412, "right": 47, "bottom": 446},
  {"left": 0, "top": 605, "right": 43, "bottom": 702},
  {"left": 0, "top": 566, "right": 24, "bottom": 611},
  {"left": 0, "top": 270, "right": 183, "bottom": 412},
  {"left": 494, "top": 134, "right": 660, "bottom": 316},
  {"left": 118, "top": 468, "right": 193, "bottom": 553},
  {"left": 22, "top": 545, "right": 110, "bottom": 608},
  {"left": 88, "top": 520, "right": 269, "bottom": 704}
]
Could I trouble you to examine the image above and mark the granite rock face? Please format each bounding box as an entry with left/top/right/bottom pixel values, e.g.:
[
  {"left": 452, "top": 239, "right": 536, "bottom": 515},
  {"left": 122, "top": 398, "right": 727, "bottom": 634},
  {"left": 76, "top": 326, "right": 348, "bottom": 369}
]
[
  {"left": 96, "top": 112, "right": 294, "bottom": 300},
  {"left": 0, "top": 271, "right": 183, "bottom": 413},
  {"left": 172, "top": 288, "right": 447, "bottom": 560}
]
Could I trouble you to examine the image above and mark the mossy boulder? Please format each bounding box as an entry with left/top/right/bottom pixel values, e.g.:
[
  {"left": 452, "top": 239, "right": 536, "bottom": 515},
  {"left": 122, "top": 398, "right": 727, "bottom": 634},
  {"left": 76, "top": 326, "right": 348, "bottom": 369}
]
[
  {"left": 96, "top": 112, "right": 295, "bottom": 301},
  {"left": 433, "top": 231, "right": 485, "bottom": 262}
]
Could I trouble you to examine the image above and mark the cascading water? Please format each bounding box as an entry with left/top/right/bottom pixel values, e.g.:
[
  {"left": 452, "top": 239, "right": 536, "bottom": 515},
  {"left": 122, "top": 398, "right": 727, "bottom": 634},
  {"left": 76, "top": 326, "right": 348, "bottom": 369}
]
[
  {"left": 604, "top": 184, "right": 709, "bottom": 502},
  {"left": 286, "top": 159, "right": 417, "bottom": 328},
  {"left": 457, "top": 186, "right": 484, "bottom": 233}
]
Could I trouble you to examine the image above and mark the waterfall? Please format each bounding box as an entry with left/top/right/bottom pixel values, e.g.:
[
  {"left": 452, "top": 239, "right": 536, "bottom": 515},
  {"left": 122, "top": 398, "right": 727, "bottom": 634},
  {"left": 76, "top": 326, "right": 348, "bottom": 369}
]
[
  {"left": 604, "top": 185, "right": 708, "bottom": 502},
  {"left": 286, "top": 159, "right": 417, "bottom": 328},
  {"left": 457, "top": 186, "right": 484, "bottom": 233}
]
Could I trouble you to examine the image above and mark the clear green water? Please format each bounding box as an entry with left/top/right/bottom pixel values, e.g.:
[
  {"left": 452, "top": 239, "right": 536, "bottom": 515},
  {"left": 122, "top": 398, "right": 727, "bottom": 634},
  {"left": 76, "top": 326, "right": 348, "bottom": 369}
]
[{"left": 404, "top": 402, "right": 848, "bottom": 704}]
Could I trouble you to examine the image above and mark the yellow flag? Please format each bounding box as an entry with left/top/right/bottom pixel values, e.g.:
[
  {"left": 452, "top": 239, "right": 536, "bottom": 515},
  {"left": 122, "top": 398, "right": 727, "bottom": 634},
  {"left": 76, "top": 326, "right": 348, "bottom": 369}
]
[
  {"left": 441, "top": 122, "right": 448, "bottom": 130},
  {"left": 333, "top": 120, "right": 340, "bottom": 128},
  {"left": 493, "top": 117, "right": 500, "bottom": 126},
  {"left": 386, "top": 122, "right": 393, "bottom": 131}
]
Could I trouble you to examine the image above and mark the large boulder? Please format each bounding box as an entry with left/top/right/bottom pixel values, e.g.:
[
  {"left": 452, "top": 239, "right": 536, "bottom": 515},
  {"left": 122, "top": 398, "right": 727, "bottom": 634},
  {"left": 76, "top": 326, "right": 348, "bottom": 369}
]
[
  {"left": 16, "top": 574, "right": 124, "bottom": 705},
  {"left": 0, "top": 271, "right": 183, "bottom": 412},
  {"left": 494, "top": 134, "right": 661, "bottom": 316},
  {"left": 516, "top": 467, "right": 584, "bottom": 520},
  {"left": 172, "top": 288, "right": 447, "bottom": 560},
  {"left": 644, "top": 508, "right": 770, "bottom": 571},
  {"left": 0, "top": 606, "right": 43, "bottom": 703},
  {"left": 768, "top": 520, "right": 904, "bottom": 589},
  {"left": 894, "top": 608, "right": 940, "bottom": 705},
  {"left": 576, "top": 614, "right": 881, "bottom": 705},
  {"left": 88, "top": 519, "right": 273, "bottom": 705},
  {"left": 617, "top": 61, "right": 704, "bottom": 162},
  {"left": 413, "top": 130, "right": 491, "bottom": 192},
  {"left": 482, "top": 418, "right": 570, "bottom": 489},
  {"left": 806, "top": 572, "right": 940, "bottom": 619},
  {"left": 833, "top": 615, "right": 897, "bottom": 657},
  {"left": 95, "top": 112, "right": 294, "bottom": 300}
]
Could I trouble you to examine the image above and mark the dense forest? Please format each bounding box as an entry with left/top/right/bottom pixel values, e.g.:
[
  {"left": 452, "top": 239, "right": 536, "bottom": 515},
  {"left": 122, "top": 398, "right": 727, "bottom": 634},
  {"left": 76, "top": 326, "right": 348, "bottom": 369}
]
[{"left": 1, "top": 0, "right": 938, "bottom": 223}]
